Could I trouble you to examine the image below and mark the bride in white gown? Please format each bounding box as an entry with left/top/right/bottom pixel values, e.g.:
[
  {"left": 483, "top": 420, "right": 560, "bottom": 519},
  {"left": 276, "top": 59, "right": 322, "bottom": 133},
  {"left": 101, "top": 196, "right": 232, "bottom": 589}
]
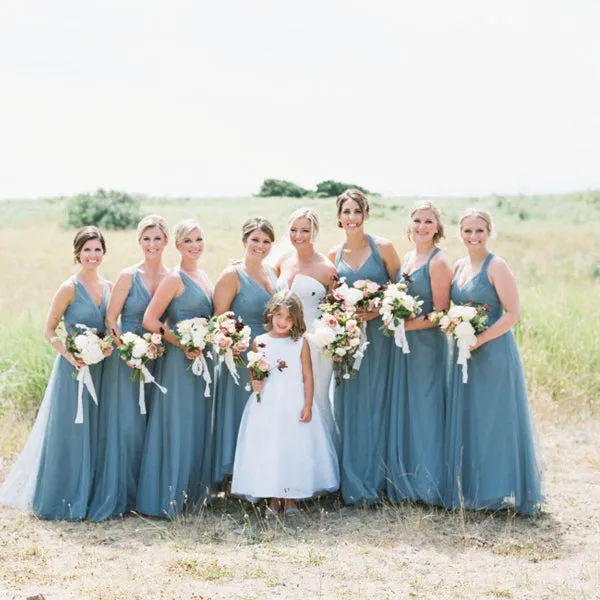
[{"left": 270, "top": 208, "right": 338, "bottom": 444}]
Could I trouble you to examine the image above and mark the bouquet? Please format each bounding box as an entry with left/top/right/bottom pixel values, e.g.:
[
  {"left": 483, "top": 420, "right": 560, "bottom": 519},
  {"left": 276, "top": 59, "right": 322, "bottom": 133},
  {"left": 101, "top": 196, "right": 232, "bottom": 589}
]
[
  {"left": 207, "top": 312, "right": 251, "bottom": 385},
  {"left": 329, "top": 277, "right": 383, "bottom": 313},
  {"left": 174, "top": 317, "right": 213, "bottom": 396},
  {"left": 351, "top": 279, "right": 385, "bottom": 313},
  {"left": 429, "top": 303, "right": 488, "bottom": 383},
  {"left": 379, "top": 282, "right": 423, "bottom": 353},
  {"left": 245, "top": 342, "right": 288, "bottom": 402},
  {"left": 65, "top": 323, "right": 113, "bottom": 424},
  {"left": 118, "top": 331, "right": 168, "bottom": 414},
  {"left": 308, "top": 310, "right": 368, "bottom": 386}
]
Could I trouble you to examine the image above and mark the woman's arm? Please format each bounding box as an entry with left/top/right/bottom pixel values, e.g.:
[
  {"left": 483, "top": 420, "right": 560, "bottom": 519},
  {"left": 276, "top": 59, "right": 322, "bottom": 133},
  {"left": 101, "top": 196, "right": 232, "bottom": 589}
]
[
  {"left": 43, "top": 281, "right": 85, "bottom": 368},
  {"left": 405, "top": 252, "right": 453, "bottom": 331},
  {"left": 472, "top": 257, "right": 520, "bottom": 349},
  {"left": 105, "top": 269, "right": 134, "bottom": 345},
  {"left": 142, "top": 272, "right": 182, "bottom": 348},
  {"left": 299, "top": 338, "right": 314, "bottom": 423},
  {"left": 212, "top": 268, "right": 240, "bottom": 316}
]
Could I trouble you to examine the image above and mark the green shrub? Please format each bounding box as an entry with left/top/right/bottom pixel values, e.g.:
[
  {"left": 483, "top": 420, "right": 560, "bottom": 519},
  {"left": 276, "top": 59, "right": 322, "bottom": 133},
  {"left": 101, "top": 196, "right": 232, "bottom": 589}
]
[
  {"left": 315, "top": 180, "right": 372, "bottom": 197},
  {"left": 257, "top": 179, "right": 310, "bottom": 198},
  {"left": 66, "top": 188, "right": 141, "bottom": 230}
]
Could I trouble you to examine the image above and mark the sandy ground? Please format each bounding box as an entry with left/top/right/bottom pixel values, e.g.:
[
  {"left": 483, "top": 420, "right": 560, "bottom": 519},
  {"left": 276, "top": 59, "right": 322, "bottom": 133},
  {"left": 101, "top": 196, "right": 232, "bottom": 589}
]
[{"left": 0, "top": 405, "right": 598, "bottom": 600}]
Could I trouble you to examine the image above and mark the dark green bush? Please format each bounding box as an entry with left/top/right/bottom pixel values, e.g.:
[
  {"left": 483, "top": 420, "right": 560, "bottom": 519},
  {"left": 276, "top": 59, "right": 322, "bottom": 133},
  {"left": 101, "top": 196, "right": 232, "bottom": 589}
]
[
  {"left": 66, "top": 189, "right": 141, "bottom": 230},
  {"left": 257, "top": 179, "right": 310, "bottom": 198},
  {"left": 315, "top": 180, "right": 372, "bottom": 197}
]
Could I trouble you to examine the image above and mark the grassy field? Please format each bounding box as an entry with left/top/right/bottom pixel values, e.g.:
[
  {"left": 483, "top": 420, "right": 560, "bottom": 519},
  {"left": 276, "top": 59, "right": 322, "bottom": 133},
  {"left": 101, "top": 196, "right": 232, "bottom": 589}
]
[{"left": 0, "top": 192, "right": 599, "bottom": 599}]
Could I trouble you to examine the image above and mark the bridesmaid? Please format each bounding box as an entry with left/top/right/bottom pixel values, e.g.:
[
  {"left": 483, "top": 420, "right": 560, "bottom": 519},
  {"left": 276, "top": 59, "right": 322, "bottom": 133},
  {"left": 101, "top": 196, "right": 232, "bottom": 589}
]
[
  {"left": 136, "top": 220, "right": 214, "bottom": 518},
  {"left": 88, "top": 215, "right": 169, "bottom": 521},
  {"left": 386, "top": 202, "right": 452, "bottom": 505},
  {"left": 0, "top": 227, "right": 112, "bottom": 519},
  {"left": 443, "top": 209, "right": 544, "bottom": 515},
  {"left": 328, "top": 189, "right": 401, "bottom": 504},
  {"left": 274, "top": 208, "right": 338, "bottom": 441},
  {"left": 212, "top": 217, "right": 278, "bottom": 487}
]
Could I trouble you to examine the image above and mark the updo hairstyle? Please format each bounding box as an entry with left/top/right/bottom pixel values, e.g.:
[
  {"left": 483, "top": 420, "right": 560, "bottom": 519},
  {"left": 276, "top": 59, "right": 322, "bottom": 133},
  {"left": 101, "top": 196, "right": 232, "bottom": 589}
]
[{"left": 73, "top": 226, "right": 106, "bottom": 264}]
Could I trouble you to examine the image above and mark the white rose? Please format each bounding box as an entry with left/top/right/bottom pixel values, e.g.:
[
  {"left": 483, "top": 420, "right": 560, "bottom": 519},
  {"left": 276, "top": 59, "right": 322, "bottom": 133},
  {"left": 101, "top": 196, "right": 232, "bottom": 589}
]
[
  {"left": 121, "top": 332, "right": 138, "bottom": 344},
  {"left": 353, "top": 279, "right": 367, "bottom": 289},
  {"left": 151, "top": 333, "right": 162, "bottom": 344},
  {"left": 246, "top": 350, "right": 262, "bottom": 363},
  {"left": 80, "top": 343, "right": 104, "bottom": 365},
  {"left": 132, "top": 339, "right": 149, "bottom": 359},
  {"left": 345, "top": 288, "right": 364, "bottom": 306},
  {"left": 335, "top": 347, "right": 347, "bottom": 357},
  {"left": 366, "top": 281, "right": 380, "bottom": 294},
  {"left": 74, "top": 334, "right": 90, "bottom": 351},
  {"left": 310, "top": 327, "right": 336, "bottom": 348},
  {"left": 454, "top": 321, "right": 476, "bottom": 344},
  {"left": 349, "top": 337, "right": 361, "bottom": 347},
  {"left": 191, "top": 329, "right": 206, "bottom": 349}
]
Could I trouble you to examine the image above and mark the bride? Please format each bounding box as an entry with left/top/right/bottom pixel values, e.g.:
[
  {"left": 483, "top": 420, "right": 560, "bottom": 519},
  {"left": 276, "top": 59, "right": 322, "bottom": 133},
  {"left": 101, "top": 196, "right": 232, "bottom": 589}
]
[{"left": 269, "top": 208, "right": 338, "bottom": 443}]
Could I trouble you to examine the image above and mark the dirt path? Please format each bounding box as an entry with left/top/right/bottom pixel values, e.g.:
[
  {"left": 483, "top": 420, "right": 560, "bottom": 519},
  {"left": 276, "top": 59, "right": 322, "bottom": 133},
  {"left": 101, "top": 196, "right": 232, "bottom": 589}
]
[{"left": 0, "top": 412, "right": 598, "bottom": 600}]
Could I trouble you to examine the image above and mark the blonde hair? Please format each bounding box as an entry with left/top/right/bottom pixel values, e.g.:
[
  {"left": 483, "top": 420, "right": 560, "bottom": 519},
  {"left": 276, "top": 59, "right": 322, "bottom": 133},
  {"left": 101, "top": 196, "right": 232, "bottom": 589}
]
[
  {"left": 173, "top": 219, "right": 203, "bottom": 245},
  {"left": 459, "top": 208, "right": 494, "bottom": 234},
  {"left": 335, "top": 189, "right": 370, "bottom": 228},
  {"left": 408, "top": 201, "right": 445, "bottom": 243},
  {"left": 263, "top": 291, "right": 306, "bottom": 341},
  {"left": 73, "top": 226, "right": 106, "bottom": 264},
  {"left": 241, "top": 217, "right": 275, "bottom": 243},
  {"left": 136, "top": 214, "right": 169, "bottom": 241},
  {"left": 288, "top": 207, "right": 320, "bottom": 240}
]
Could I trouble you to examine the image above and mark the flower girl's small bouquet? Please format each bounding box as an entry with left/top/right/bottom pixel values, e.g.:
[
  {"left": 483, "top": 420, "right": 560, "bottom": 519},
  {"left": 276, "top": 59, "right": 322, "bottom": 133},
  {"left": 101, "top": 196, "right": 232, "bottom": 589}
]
[
  {"left": 308, "top": 310, "right": 368, "bottom": 386},
  {"left": 118, "top": 331, "right": 167, "bottom": 414},
  {"left": 65, "top": 324, "right": 113, "bottom": 424},
  {"left": 429, "top": 303, "right": 488, "bottom": 383},
  {"left": 174, "top": 317, "right": 213, "bottom": 396},
  {"left": 379, "top": 282, "right": 423, "bottom": 354},
  {"left": 245, "top": 343, "right": 288, "bottom": 402},
  {"left": 207, "top": 311, "right": 251, "bottom": 385}
]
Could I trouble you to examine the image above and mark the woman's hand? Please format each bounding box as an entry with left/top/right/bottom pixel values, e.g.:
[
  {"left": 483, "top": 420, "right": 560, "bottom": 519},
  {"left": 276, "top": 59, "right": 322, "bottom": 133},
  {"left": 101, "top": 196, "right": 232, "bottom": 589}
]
[
  {"left": 64, "top": 352, "right": 86, "bottom": 369},
  {"left": 102, "top": 345, "right": 113, "bottom": 357},
  {"left": 356, "top": 309, "right": 379, "bottom": 322},
  {"left": 300, "top": 404, "right": 312, "bottom": 423},
  {"left": 470, "top": 334, "right": 484, "bottom": 352},
  {"left": 184, "top": 347, "right": 203, "bottom": 361},
  {"left": 251, "top": 380, "right": 264, "bottom": 393}
]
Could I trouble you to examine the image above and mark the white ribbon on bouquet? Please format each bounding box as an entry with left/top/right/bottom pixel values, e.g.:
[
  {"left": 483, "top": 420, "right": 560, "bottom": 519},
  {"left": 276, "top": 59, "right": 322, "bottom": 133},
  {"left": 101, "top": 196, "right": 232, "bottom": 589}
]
[
  {"left": 137, "top": 365, "right": 168, "bottom": 414},
  {"left": 351, "top": 322, "right": 370, "bottom": 371},
  {"left": 221, "top": 348, "right": 240, "bottom": 386},
  {"left": 191, "top": 353, "right": 212, "bottom": 397},
  {"left": 75, "top": 366, "right": 98, "bottom": 424},
  {"left": 392, "top": 319, "right": 411, "bottom": 354},
  {"left": 455, "top": 334, "right": 476, "bottom": 384}
]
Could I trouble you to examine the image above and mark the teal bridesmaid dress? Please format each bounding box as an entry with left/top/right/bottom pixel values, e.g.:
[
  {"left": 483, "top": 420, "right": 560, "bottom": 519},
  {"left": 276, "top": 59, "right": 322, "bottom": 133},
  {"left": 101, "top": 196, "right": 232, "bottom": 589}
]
[
  {"left": 136, "top": 271, "right": 214, "bottom": 518},
  {"left": 89, "top": 269, "right": 154, "bottom": 521},
  {"left": 212, "top": 266, "right": 278, "bottom": 485},
  {"left": 334, "top": 235, "right": 393, "bottom": 504},
  {"left": 443, "top": 253, "right": 544, "bottom": 515},
  {"left": 386, "top": 248, "right": 447, "bottom": 504},
  {"left": 32, "top": 279, "right": 109, "bottom": 520}
]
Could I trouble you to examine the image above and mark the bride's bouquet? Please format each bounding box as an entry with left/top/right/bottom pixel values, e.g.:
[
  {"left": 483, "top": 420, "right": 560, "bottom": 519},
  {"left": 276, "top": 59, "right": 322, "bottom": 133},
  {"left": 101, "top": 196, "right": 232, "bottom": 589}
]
[
  {"left": 118, "top": 331, "right": 167, "bottom": 414},
  {"left": 207, "top": 311, "right": 251, "bottom": 385},
  {"left": 245, "top": 342, "right": 288, "bottom": 402},
  {"left": 174, "top": 317, "right": 213, "bottom": 396},
  {"left": 65, "top": 323, "right": 113, "bottom": 423},
  {"left": 379, "top": 282, "right": 423, "bottom": 353},
  {"left": 429, "top": 303, "right": 488, "bottom": 383}
]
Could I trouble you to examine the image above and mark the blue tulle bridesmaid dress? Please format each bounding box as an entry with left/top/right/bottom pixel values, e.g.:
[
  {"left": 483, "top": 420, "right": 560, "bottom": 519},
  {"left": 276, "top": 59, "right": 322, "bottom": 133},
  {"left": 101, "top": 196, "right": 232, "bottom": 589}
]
[
  {"left": 443, "top": 253, "right": 544, "bottom": 515},
  {"left": 136, "top": 271, "right": 214, "bottom": 518},
  {"left": 334, "top": 235, "right": 393, "bottom": 504},
  {"left": 31, "top": 280, "right": 109, "bottom": 520},
  {"left": 386, "top": 248, "right": 447, "bottom": 504},
  {"left": 88, "top": 269, "right": 154, "bottom": 521},
  {"left": 212, "top": 266, "right": 278, "bottom": 485}
]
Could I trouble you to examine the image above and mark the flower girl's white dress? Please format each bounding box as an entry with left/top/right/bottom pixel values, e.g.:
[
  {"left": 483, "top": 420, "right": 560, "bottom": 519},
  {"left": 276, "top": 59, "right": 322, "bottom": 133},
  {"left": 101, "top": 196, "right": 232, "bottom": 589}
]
[{"left": 231, "top": 333, "right": 339, "bottom": 499}]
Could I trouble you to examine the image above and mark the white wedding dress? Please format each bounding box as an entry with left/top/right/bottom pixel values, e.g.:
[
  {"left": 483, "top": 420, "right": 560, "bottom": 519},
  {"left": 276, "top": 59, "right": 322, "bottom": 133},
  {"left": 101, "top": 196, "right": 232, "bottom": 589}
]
[{"left": 277, "top": 273, "right": 337, "bottom": 444}]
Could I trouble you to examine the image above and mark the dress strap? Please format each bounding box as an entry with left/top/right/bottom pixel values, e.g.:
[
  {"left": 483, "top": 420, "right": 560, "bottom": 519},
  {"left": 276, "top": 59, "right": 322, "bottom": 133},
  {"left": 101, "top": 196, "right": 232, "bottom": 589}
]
[
  {"left": 266, "top": 265, "right": 278, "bottom": 287},
  {"left": 482, "top": 253, "right": 495, "bottom": 275},
  {"left": 425, "top": 247, "right": 441, "bottom": 275},
  {"left": 334, "top": 243, "right": 344, "bottom": 267},
  {"left": 367, "top": 235, "right": 384, "bottom": 267}
]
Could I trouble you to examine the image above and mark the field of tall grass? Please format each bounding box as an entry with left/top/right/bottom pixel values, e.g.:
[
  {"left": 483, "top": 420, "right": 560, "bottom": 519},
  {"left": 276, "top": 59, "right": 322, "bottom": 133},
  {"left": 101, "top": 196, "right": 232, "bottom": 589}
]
[{"left": 0, "top": 191, "right": 599, "bottom": 459}]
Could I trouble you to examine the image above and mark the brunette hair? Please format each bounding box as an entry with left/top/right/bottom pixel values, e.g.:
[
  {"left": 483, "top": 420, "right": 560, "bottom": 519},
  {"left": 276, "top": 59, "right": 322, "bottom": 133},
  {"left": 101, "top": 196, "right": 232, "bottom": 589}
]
[
  {"left": 263, "top": 290, "right": 306, "bottom": 341},
  {"left": 335, "top": 189, "right": 370, "bottom": 228},
  {"left": 288, "top": 207, "right": 320, "bottom": 240},
  {"left": 73, "top": 226, "right": 106, "bottom": 263},
  {"left": 408, "top": 201, "right": 445, "bottom": 243},
  {"left": 173, "top": 219, "right": 203, "bottom": 245},
  {"left": 136, "top": 214, "right": 169, "bottom": 241},
  {"left": 459, "top": 208, "right": 494, "bottom": 234},
  {"left": 241, "top": 216, "right": 275, "bottom": 243}
]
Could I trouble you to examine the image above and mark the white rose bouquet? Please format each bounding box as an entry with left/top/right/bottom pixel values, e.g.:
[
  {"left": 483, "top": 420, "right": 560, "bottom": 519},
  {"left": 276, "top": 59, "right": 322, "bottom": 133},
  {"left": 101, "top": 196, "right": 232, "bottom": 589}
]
[
  {"left": 65, "top": 323, "right": 113, "bottom": 424},
  {"left": 206, "top": 311, "right": 251, "bottom": 385},
  {"left": 428, "top": 303, "right": 489, "bottom": 383},
  {"left": 174, "top": 317, "right": 213, "bottom": 396},
  {"left": 118, "top": 332, "right": 168, "bottom": 414},
  {"left": 379, "top": 282, "right": 423, "bottom": 354},
  {"left": 245, "top": 342, "right": 288, "bottom": 402}
]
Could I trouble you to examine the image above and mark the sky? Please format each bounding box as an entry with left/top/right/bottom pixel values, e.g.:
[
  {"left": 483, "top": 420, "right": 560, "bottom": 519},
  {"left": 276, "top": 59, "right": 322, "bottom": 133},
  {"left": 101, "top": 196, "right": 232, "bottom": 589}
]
[{"left": 1, "top": 0, "right": 599, "bottom": 199}]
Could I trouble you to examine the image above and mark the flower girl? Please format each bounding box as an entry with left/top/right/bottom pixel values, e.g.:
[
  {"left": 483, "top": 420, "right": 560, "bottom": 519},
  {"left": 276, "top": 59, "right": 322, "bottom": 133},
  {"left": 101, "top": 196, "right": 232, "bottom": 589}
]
[{"left": 231, "top": 291, "right": 339, "bottom": 515}]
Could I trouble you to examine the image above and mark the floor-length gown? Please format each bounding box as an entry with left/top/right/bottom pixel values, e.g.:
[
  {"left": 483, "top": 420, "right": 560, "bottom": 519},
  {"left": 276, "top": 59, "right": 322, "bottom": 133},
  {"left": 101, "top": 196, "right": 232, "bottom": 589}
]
[
  {"left": 136, "top": 271, "right": 214, "bottom": 518},
  {"left": 212, "top": 266, "right": 278, "bottom": 484},
  {"left": 443, "top": 253, "right": 544, "bottom": 514},
  {"left": 386, "top": 248, "right": 447, "bottom": 504},
  {"left": 0, "top": 279, "right": 109, "bottom": 520},
  {"left": 334, "top": 235, "right": 393, "bottom": 504},
  {"left": 231, "top": 333, "right": 339, "bottom": 499},
  {"left": 89, "top": 269, "right": 155, "bottom": 521},
  {"left": 277, "top": 273, "right": 337, "bottom": 442}
]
